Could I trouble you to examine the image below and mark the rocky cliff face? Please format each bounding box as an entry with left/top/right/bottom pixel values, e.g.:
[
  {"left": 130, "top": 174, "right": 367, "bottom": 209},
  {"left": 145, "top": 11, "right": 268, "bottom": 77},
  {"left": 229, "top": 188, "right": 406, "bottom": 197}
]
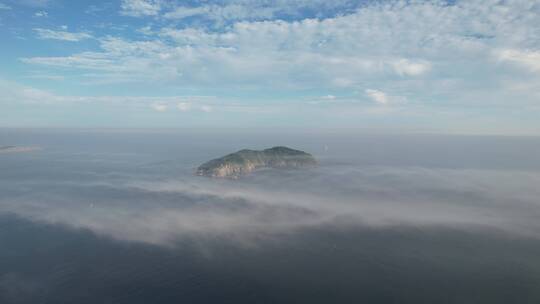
[{"left": 196, "top": 146, "right": 317, "bottom": 178}]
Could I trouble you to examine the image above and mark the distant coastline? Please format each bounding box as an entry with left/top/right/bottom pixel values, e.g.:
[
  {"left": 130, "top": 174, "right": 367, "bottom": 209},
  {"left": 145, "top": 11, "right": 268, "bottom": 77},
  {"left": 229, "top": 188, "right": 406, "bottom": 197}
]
[{"left": 0, "top": 146, "right": 41, "bottom": 154}]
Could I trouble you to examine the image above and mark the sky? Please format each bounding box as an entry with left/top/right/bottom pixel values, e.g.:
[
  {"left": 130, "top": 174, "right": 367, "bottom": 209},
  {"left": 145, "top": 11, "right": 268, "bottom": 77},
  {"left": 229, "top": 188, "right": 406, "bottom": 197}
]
[{"left": 0, "top": 0, "right": 539, "bottom": 133}]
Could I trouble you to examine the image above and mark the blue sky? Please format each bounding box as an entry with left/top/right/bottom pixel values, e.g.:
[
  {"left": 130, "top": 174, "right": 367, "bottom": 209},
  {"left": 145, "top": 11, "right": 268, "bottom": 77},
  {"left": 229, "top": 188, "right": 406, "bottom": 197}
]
[{"left": 0, "top": 0, "right": 539, "bottom": 133}]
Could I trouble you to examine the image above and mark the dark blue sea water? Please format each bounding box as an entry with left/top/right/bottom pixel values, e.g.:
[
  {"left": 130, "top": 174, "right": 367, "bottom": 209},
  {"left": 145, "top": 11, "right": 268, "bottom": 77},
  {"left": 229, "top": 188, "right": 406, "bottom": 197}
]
[{"left": 1, "top": 129, "right": 540, "bottom": 303}]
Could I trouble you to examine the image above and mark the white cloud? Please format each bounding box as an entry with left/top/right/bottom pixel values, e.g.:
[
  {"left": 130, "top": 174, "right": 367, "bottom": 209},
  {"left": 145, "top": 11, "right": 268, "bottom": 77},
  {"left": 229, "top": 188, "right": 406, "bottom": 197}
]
[
  {"left": 120, "top": 0, "right": 161, "bottom": 17},
  {"left": 323, "top": 95, "right": 336, "bottom": 100},
  {"left": 162, "top": 0, "right": 362, "bottom": 23},
  {"left": 0, "top": 79, "right": 218, "bottom": 108},
  {"left": 200, "top": 105, "right": 213, "bottom": 112},
  {"left": 0, "top": 79, "right": 61, "bottom": 105},
  {"left": 151, "top": 103, "right": 168, "bottom": 112},
  {"left": 34, "top": 10, "right": 48, "bottom": 17},
  {"left": 0, "top": 3, "right": 11, "bottom": 10},
  {"left": 85, "top": 3, "right": 113, "bottom": 15},
  {"left": 391, "top": 59, "right": 431, "bottom": 76},
  {"left": 21, "top": 54, "right": 114, "bottom": 70},
  {"left": 497, "top": 49, "right": 540, "bottom": 72},
  {"left": 26, "top": 73, "right": 65, "bottom": 81},
  {"left": 34, "top": 28, "right": 93, "bottom": 42},
  {"left": 365, "top": 89, "right": 389, "bottom": 105},
  {"left": 137, "top": 26, "right": 154, "bottom": 36},
  {"left": 163, "top": 6, "right": 208, "bottom": 20},
  {"left": 177, "top": 102, "right": 192, "bottom": 111},
  {"left": 163, "top": 4, "right": 275, "bottom": 22},
  {"left": 365, "top": 89, "right": 408, "bottom": 106}
]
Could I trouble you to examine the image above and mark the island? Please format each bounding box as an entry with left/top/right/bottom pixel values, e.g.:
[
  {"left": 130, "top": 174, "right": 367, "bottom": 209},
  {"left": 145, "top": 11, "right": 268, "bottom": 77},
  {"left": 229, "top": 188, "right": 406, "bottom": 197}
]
[{"left": 196, "top": 146, "right": 317, "bottom": 178}]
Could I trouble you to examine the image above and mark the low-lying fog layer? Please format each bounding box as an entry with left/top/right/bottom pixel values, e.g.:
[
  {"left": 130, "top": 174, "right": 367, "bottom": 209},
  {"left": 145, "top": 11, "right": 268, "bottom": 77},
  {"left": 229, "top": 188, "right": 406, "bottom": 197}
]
[{"left": 1, "top": 130, "right": 539, "bottom": 245}]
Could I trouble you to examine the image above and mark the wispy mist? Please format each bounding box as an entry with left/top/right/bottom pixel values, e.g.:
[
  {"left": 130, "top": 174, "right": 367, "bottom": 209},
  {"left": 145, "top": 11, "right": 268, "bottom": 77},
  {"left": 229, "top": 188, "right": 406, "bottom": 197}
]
[{"left": 1, "top": 131, "right": 539, "bottom": 245}]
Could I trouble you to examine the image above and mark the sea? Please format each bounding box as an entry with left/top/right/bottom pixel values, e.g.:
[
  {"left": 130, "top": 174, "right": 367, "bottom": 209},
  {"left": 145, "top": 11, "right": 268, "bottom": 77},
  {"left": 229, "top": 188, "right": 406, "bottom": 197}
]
[{"left": 1, "top": 128, "right": 539, "bottom": 303}]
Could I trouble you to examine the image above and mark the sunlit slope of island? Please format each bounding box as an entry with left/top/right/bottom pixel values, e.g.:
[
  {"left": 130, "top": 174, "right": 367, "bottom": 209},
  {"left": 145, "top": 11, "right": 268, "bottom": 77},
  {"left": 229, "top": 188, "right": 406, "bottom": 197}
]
[{"left": 197, "top": 146, "right": 317, "bottom": 178}]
